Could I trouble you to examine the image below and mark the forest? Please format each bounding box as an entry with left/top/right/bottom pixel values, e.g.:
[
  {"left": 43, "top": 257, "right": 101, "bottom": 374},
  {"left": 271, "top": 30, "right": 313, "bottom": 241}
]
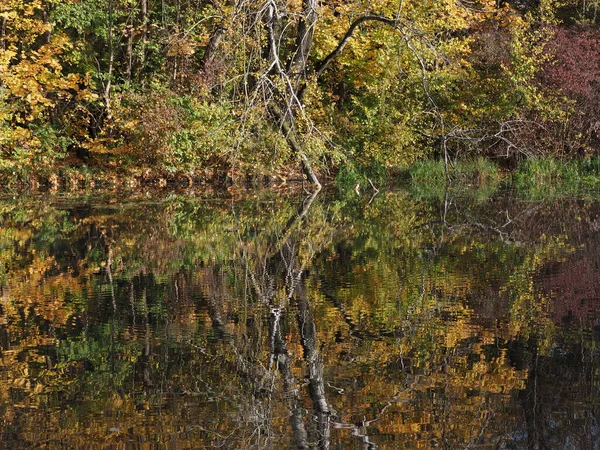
[{"left": 1, "top": 0, "right": 600, "bottom": 187}]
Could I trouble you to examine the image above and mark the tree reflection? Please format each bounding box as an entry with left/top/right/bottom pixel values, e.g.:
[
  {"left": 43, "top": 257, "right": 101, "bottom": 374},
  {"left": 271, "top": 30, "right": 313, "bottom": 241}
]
[
  {"left": 0, "top": 191, "right": 600, "bottom": 448},
  {"left": 238, "top": 189, "right": 332, "bottom": 448}
]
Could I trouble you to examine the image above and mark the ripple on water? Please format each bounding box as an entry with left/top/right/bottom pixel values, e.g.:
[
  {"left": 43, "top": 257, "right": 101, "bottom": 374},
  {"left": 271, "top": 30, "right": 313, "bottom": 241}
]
[{"left": 1, "top": 192, "right": 600, "bottom": 449}]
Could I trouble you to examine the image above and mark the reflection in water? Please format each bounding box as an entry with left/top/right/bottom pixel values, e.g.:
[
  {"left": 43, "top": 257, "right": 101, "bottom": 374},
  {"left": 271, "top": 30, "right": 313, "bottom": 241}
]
[{"left": 0, "top": 188, "right": 600, "bottom": 448}]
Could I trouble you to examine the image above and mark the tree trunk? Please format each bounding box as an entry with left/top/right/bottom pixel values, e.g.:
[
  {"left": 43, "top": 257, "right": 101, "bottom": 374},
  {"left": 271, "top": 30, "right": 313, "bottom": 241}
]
[
  {"left": 139, "top": 0, "right": 148, "bottom": 83},
  {"left": 104, "top": 0, "right": 115, "bottom": 116},
  {"left": 289, "top": 0, "right": 318, "bottom": 87},
  {"left": 296, "top": 286, "right": 330, "bottom": 449},
  {"left": 0, "top": 16, "right": 6, "bottom": 51},
  {"left": 270, "top": 104, "right": 321, "bottom": 189},
  {"left": 201, "top": 25, "right": 225, "bottom": 70}
]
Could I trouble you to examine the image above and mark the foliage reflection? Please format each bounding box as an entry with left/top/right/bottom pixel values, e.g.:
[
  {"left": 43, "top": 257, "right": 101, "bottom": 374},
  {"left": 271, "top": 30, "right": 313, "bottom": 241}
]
[{"left": 1, "top": 189, "right": 600, "bottom": 448}]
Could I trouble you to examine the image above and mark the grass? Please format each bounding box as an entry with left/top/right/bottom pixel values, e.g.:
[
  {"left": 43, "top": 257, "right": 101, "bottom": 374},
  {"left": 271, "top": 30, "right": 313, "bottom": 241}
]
[
  {"left": 407, "top": 156, "right": 600, "bottom": 201},
  {"left": 410, "top": 157, "right": 502, "bottom": 185},
  {"left": 333, "top": 161, "right": 387, "bottom": 195},
  {"left": 512, "top": 157, "right": 600, "bottom": 199},
  {"left": 407, "top": 157, "right": 503, "bottom": 201}
]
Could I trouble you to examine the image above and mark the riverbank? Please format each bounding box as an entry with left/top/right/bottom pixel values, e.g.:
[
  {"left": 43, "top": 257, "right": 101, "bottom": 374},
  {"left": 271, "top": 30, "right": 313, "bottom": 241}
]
[
  {"left": 0, "top": 162, "right": 324, "bottom": 194},
  {"left": 5, "top": 156, "right": 600, "bottom": 201}
]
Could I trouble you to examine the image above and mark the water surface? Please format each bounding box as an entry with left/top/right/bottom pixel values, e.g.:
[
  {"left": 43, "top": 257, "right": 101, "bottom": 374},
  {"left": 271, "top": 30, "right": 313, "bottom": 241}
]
[{"left": 1, "top": 188, "right": 600, "bottom": 449}]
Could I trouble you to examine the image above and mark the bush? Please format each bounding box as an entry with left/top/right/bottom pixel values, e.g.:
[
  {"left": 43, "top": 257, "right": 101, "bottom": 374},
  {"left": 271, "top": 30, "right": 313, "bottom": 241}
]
[
  {"left": 537, "top": 25, "right": 600, "bottom": 154},
  {"left": 115, "top": 89, "right": 236, "bottom": 170}
]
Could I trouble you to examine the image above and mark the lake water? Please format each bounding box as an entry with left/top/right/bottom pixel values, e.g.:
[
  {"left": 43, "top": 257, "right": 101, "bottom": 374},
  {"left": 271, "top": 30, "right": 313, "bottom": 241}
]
[{"left": 1, "top": 187, "right": 600, "bottom": 449}]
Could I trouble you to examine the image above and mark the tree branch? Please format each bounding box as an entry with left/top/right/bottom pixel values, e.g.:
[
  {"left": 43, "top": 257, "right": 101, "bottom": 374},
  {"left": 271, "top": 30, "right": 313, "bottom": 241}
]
[{"left": 314, "top": 15, "right": 398, "bottom": 79}]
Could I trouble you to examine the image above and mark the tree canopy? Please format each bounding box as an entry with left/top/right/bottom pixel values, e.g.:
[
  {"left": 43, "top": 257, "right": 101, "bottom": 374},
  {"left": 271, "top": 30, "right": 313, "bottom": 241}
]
[{"left": 0, "top": 0, "right": 598, "bottom": 184}]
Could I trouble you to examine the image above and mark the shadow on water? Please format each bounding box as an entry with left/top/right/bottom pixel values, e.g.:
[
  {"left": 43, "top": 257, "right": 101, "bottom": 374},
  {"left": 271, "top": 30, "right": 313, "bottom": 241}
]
[{"left": 0, "top": 187, "right": 600, "bottom": 448}]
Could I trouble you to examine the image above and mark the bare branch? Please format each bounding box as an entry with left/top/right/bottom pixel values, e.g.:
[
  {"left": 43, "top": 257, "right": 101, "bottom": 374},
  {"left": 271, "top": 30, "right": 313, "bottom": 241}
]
[{"left": 315, "top": 15, "right": 399, "bottom": 79}]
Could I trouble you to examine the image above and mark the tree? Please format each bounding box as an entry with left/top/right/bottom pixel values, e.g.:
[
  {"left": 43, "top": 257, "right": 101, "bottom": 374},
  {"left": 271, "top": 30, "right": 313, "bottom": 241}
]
[
  {"left": 195, "top": 0, "right": 556, "bottom": 183},
  {"left": 0, "top": 0, "right": 88, "bottom": 170},
  {"left": 0, "top": 0, "right": 570, "bottom": 181}
]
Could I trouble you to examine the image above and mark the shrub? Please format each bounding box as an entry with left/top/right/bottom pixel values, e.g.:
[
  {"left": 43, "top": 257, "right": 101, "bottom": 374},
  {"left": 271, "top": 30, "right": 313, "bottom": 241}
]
[
  {"left": 115, "top": 89, "right": 236, "bottom": 171},
  {"left": 537, "top": 25, "right": 600, "bottom": 154}
]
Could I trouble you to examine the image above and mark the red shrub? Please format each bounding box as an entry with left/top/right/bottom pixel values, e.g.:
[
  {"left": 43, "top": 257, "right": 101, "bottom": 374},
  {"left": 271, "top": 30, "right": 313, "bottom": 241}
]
[{"left": 539, "top": 25, "right": 600, "bottom": 151}]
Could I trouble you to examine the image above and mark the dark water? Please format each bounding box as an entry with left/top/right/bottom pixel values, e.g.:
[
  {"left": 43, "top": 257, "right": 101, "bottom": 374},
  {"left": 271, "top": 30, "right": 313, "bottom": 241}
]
[{"left": 1, "top": 187, "right": 600, "bottom": 449}]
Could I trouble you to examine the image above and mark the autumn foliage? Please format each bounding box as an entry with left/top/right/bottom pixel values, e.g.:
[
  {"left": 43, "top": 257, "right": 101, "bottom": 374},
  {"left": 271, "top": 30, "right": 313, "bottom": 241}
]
[
  {"left": 0, "top": 0, "right": 598, "bottom": 182},
  {"left": 539, "top": 25, "right": 600, "bottom": 152}
]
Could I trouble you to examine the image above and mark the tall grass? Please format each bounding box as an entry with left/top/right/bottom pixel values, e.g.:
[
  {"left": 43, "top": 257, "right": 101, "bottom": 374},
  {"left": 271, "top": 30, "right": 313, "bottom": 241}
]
[
  {"left": 513, "top": 157, "right": 600, "bottom": 199},
  {"left": 407, "top": 157, "right": 503, "bottom": 201},
  {"left": 410, "top": 157, "right": 502, "bottom": 184}
]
